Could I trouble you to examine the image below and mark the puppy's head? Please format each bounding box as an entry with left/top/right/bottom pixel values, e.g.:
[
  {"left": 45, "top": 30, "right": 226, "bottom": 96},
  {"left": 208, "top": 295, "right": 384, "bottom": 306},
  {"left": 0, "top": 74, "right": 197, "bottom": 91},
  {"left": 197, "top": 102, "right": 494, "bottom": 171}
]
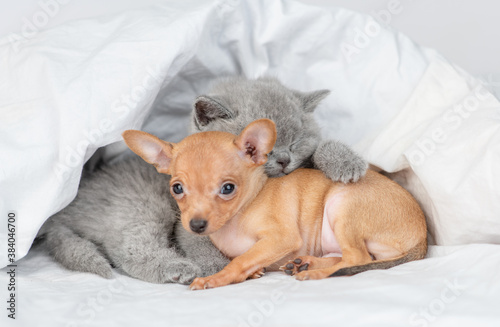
[{"left": 123, "top": 119, "right": 277, "bottom": 235}]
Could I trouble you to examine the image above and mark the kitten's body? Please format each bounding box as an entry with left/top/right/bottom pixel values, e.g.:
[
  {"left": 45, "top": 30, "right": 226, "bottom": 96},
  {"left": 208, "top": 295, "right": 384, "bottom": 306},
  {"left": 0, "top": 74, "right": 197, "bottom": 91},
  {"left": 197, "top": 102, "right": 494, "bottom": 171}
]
[
  {"left": 38, "top": 157, "right": 227, "bottom": 283},
  {"left": 37, "top": 77, "right": 367, "bottom": 283}
]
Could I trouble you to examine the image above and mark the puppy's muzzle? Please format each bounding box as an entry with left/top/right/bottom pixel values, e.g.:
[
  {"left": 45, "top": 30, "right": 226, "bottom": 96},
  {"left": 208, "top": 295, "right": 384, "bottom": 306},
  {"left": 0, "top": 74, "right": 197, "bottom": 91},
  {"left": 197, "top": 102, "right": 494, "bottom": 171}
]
[{"left": 190, "top": 218, "right": 208, "bottom": 234}]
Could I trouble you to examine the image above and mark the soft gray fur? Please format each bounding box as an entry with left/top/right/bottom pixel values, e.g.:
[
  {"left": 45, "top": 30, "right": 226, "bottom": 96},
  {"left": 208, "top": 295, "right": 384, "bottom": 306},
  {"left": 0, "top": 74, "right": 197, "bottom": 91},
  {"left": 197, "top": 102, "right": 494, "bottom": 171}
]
[
  {"left": 192, "top": 76, "right": 367, "bottom": 182},
  {"left": 38, "top": 157, "right": 229, "bottom": 284},
  {"left": 37, "top": 76, "right": 367, "bottom": 283}
]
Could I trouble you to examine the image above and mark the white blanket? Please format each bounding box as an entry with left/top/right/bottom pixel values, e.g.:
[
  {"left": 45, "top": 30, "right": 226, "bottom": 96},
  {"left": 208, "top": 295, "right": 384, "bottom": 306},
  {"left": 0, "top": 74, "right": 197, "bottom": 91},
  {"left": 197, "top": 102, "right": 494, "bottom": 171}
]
[
  {"left": 1, "top": 0, "right": 499, "bottom": 325},
  {"left": 7, "top": 244, "right": 500, "bottom": 326}
]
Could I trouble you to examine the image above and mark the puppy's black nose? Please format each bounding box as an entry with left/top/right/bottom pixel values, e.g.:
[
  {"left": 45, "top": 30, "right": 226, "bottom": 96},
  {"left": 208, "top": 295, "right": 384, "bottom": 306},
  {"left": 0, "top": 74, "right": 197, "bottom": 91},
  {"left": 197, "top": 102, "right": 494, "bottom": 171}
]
[{"left": 190, "top": 218, "right": 208, "bottom": 233}]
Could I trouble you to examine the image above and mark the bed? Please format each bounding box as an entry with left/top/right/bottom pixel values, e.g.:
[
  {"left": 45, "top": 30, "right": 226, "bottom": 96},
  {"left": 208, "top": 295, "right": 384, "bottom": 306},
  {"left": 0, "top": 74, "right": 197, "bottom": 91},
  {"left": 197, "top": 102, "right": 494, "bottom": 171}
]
[{"left": 1, "top": 0, "right": 499, "bottom": 326}]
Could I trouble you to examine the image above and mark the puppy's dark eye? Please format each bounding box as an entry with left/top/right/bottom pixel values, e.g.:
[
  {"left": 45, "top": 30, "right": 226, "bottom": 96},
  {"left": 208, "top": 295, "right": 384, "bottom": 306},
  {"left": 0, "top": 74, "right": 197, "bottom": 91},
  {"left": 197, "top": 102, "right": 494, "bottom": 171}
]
[
  {"left": 220, "top": 183, "right": 235, "bottom": 195},
  {"left": 172, "top": 183, "right": 183, "bottom": 195}
]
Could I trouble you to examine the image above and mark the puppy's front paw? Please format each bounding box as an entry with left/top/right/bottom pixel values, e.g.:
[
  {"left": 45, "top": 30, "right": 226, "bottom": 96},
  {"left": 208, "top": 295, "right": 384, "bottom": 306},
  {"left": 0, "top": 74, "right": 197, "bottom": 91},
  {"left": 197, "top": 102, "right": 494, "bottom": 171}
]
[
  {"left": 248, "top": 268, "right": 266, "bottom": 279},
  {"left": 313, "top": 140, "right": 368, "bottom": 183},
  {"left": 189, "top": 272, "right": 238, "bottom": 290},
  {"left": 189, "top": 276, "right": 225, "bottom": 290},
  {"left": 189, "top": 277, "right": 210, "bottom": 290}
]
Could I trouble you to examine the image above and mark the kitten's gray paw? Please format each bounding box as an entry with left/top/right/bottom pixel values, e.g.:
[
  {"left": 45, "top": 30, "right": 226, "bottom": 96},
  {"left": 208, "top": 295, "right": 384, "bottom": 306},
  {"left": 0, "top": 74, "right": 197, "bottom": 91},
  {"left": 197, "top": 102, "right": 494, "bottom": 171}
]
[
  {"left": 46, "top": 233, "right": 114, "bottom": 279},
  {"left": 198, "top": 260, "right": 229, "bottom": 277},
  {"left": 63, "top": 252, "right": 114, "bottom": 279},
  {"left": 87, "top": 258, "right": 114, "bottom": 279},
  {"left": 313, "top": 140, "right": 368, "bottom": 183},
  {"left": 162, "top": 259, "right": 202, "bottom": 285}
]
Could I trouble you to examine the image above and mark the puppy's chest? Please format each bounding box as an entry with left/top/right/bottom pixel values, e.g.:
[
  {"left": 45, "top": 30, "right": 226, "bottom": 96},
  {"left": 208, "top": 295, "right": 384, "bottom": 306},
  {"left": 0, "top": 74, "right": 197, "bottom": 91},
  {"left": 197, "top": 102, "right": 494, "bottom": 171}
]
[{"left": 209, "top": 218, "right": 256, "bottom": 259}]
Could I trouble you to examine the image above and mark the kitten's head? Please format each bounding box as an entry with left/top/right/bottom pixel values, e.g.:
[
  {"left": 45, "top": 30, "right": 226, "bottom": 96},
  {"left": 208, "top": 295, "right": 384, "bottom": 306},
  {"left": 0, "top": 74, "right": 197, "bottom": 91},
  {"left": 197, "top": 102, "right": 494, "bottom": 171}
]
[{"left": 191, "top": 76, "right": 330, "bottom": 177}]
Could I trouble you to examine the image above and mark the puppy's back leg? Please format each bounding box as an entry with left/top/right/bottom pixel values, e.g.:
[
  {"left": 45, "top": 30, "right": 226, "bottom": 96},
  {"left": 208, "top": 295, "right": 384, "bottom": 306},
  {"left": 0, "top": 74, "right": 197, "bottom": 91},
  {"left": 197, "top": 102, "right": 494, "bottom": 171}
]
[
  {"left": 280, "top": 256, "right": 342, "bottom": 275},
  {"left": 294, "top": 219, "right": 373, "bottom": 280},
  {"left": 41, "top": 222, "right": 113, "bottom": 278},
  {"left": 294, "top": 246, "right": 373, "bottom": 280}
]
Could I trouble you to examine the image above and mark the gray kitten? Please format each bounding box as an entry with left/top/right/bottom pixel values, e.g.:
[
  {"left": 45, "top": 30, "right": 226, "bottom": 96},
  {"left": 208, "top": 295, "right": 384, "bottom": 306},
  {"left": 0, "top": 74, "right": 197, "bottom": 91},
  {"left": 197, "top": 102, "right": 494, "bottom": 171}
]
[
  {"left": 36, "top": 76, "right": 367, "bottom": 284},
  {"left": 191, "top": 76, "right": 367, "bottom": 181},
  {"left": 37, "top": 157, "right": 227, "bottom": 284}
]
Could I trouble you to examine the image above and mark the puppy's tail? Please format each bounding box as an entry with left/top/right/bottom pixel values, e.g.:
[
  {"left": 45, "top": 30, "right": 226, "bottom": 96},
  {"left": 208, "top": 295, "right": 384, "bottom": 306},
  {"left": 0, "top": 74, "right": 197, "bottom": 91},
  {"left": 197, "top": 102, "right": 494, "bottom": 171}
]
[{"left": 329, "top": 239, "right": 427, "bottom": 277}]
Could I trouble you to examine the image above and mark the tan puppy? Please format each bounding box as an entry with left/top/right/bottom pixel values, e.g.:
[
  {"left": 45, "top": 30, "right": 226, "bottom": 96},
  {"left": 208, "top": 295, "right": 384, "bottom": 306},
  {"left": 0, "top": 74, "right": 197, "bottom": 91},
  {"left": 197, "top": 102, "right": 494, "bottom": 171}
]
[{"left": 123, "top": 119, "right": 427, "bottom": 290}]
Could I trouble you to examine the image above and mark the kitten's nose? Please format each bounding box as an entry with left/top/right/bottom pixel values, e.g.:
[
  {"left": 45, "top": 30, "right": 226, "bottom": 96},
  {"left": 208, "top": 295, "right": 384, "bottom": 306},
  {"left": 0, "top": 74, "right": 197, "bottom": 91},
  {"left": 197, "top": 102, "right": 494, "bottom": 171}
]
[
  {"left": 190, "top": 218, "right": 208, "bottom": 233},
  {"left": 277, "top": 156, "right": 290, "bottom": 169}
]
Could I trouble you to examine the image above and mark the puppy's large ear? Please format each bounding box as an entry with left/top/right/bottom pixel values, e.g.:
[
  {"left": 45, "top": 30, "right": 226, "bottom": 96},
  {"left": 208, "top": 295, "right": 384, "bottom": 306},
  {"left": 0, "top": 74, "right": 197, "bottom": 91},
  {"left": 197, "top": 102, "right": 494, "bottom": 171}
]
[
  {"left": 234, "top": 119, "right": 277, "bottom": 166},
  {"left": 294, "top": 89, "right": 330, "bottom": 113},
  {"left": 122, "top": 130, "right": 174, "bottom": 174},
  {"left": 193, "top": 95, "right": 233, "bottom": 129}
]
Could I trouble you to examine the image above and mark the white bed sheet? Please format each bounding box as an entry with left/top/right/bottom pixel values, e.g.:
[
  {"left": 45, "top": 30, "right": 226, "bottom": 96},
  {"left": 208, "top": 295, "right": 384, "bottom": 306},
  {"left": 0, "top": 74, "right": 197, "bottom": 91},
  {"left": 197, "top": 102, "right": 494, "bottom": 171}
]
[{"left": 2, "top": 244, "right": 499, "bottom": 326}]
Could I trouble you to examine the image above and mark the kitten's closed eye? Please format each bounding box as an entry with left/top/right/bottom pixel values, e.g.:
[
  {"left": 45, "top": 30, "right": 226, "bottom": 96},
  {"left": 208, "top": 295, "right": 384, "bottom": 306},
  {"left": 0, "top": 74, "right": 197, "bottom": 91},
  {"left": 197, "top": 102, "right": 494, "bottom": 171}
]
[
  {"left": 192, "top": 76, "right": 327, "bottom": 178},
  {"left": 289, "top": 140, "right": 300, "bottom": 152}
]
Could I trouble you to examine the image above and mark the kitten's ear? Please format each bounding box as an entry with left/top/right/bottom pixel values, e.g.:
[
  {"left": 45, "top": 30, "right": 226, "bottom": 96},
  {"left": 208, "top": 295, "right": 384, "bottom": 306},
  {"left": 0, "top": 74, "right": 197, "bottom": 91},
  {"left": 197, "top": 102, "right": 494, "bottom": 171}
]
[
  {"left": 234, "top": 119, "right": 277, "bottom": 166},
  {"left": 295, "top": 89, "right": 331, "bottom": 113},
  {"left": 122, "top": 130, "right": 174, "bottom": 174},
  {"left": 193, "top": 95, "right": 233, "bottom": 128}
]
